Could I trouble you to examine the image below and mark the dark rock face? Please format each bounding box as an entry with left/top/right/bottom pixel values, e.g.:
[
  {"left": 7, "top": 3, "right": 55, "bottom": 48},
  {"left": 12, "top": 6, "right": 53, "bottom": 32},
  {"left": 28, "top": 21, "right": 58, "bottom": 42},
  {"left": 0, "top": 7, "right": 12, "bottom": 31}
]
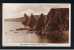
[
  {"left": 46, "top": 8, "right": 69, "bottom": 31},
  {"left": 45, "top": 8, "right": 69, "bottom": 43},
  {"left": 22, "top": 14, "right": 29, "bottom": 26},
  {"left": 28, "top": 14, "right": 37, "bottom": 29},
  {"left": 35, "top": 13, "right": 46, "bottom": 34}
]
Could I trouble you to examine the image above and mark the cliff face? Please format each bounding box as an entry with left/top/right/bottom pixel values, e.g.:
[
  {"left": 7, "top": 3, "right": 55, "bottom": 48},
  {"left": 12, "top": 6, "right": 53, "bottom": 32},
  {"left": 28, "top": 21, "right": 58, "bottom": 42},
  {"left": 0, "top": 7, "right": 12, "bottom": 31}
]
[
  {"left": 46, "top": 8, "right": 69, "bottom": 43},
  {"left": 22, "top": 8, "right": 69, "bottom": 32},
  {"left": 46, "top": 8, "right": 69, "bottom": 32}
]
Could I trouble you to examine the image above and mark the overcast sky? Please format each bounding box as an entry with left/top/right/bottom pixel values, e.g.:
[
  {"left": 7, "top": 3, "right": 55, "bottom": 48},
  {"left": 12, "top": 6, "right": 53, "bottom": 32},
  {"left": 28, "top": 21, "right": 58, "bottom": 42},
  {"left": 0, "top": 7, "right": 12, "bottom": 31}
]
[{"left": 3, "top": 3, "right": 70, "bottom": 19}]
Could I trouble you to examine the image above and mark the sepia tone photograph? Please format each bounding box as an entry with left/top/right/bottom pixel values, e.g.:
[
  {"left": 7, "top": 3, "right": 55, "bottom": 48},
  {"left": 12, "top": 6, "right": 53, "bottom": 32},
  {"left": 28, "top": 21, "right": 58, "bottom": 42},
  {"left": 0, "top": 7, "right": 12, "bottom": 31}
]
[{"left": 2, "top": 3, "right": 71, "bottom": 47}]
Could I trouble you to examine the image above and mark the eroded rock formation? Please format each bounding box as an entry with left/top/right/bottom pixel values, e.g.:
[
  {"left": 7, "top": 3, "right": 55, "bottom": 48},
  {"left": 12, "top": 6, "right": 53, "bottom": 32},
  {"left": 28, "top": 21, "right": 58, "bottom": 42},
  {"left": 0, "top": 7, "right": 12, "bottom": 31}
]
[{"left": 16, "top": 8, "right": 69, "bottom": 43}]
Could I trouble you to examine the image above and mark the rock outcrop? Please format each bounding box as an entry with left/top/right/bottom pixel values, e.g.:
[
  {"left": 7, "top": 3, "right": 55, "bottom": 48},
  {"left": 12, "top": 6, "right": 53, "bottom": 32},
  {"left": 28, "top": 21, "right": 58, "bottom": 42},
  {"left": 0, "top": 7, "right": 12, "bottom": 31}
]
[{"left": 17, "top": 8, "right": 69, "bottom": 43}]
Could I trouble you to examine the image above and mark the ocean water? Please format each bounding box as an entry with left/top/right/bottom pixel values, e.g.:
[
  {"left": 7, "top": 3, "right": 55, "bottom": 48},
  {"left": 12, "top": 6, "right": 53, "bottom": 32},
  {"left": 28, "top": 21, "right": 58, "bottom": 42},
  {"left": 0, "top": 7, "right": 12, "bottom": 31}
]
[
  {"left": 3, "top": 20, "right": 69, "bottom": 46},
  {"left": 3, "top": 21, "right": 44, "bottom": 46}
]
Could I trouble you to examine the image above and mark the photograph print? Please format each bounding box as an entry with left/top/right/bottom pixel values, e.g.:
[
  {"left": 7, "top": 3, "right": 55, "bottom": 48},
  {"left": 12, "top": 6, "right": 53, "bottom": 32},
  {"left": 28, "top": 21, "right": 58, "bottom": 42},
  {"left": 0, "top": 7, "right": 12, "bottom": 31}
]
[{"left": 2, "top": 3, "right": 71, "bottom": 47}]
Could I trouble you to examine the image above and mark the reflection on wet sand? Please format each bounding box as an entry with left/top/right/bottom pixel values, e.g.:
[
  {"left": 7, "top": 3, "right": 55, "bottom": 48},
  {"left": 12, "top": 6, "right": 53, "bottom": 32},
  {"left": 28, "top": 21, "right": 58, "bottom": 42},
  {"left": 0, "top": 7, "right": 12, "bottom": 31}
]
[
  {"left": 3, "top": 21, "right": 69, "bottom": 46},
  {"left": 3, "top": 22, "right": 40, "bottom": 43}
]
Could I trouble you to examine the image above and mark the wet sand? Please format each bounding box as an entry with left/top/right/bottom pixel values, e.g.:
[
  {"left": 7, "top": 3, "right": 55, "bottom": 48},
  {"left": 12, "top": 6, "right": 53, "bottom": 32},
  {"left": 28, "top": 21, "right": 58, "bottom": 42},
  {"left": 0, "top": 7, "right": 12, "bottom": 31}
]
[
  {"left": 3, "top": 21, "right": 49, "bottom": 46},
  {"left": 3, "top": 21, "right": 69, "bottom": 46}
]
